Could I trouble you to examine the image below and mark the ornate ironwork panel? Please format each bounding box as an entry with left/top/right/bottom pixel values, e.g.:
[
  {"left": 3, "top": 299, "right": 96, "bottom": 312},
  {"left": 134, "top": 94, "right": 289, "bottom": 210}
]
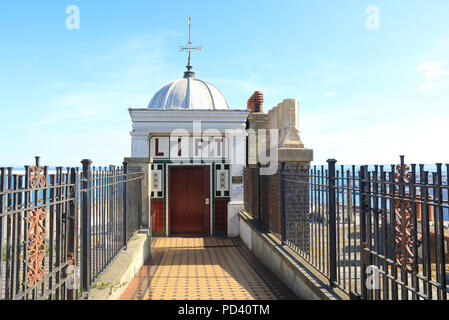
[
  {"left": 282, "top": 163, "right": 310, "bottom": 254},
  {"left": 268, "top": 170, "right": 281, "bottom": 239},
  {"left": 243, "top": 167, "right": 259, "bottom": 219},
  {"left": 26, "top": 208, "right": 46, "bottom": 287},
  {"left": 29, "top": 165, "right": 46, "bottom": 189},
  {"left": 394, "top": 163, "right": 415, "bottom": 271},
  {"left": 26, "top": 163, "right": 47, "bottom": 287},
  {"left": 260, "top": 174, "right": 270, "bottom": 230},
  {"left": 394, "top": 199, "right": 414, "bottom": 271}
]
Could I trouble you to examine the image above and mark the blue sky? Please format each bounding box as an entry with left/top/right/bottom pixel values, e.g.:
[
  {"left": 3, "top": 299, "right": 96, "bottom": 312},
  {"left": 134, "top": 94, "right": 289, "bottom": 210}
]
[{"left": 1, "top": 1, "right": 448, "bottom": 167}]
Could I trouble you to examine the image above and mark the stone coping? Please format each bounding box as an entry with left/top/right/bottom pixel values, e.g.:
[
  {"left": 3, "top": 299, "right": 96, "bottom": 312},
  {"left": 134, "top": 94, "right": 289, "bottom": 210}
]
[
  {"left": 88, "top": 229, "right": 151, "bottom": 300},
  {"left": 238, "top": 211, "right": 349, "bottom": 300},
  {"left": 123, "top": 157, "right": 152, "bottom": 163},
  {"left": 278, "top": 147, "right": 313, "bottom": 163}
]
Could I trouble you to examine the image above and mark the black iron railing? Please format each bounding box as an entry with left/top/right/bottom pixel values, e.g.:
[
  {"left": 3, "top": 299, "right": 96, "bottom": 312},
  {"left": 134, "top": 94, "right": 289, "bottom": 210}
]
[
  {"left": 0, "top": 158, "right": 77, "bottom": 300},
  {"left": 244, "top": 156, "right": 449, "bottom": 300},
  {"left": 0, "top": 157, "right": 143, "bottom": 300},
  {"left": 79, "top": 160, "right": 143, "bottom": 294}
]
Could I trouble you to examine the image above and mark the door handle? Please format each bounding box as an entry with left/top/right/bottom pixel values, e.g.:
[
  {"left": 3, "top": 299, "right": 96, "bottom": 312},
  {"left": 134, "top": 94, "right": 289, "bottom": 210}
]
[{"left": 205, "top": 198, "right": 210, "bottom": 205}]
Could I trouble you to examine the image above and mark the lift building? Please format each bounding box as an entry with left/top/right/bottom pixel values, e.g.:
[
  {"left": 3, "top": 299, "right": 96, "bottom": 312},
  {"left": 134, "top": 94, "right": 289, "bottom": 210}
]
[{"left": 126, "top": 20, "right": 312, "bottom": 237}]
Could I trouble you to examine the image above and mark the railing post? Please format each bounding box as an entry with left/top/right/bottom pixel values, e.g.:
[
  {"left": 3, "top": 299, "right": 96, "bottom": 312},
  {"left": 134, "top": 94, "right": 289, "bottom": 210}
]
[
  {"left": 327, "top": 159, "right": 337, "bottom": 287},
  {"left": 80, "top": 159, "right": 92, "bottom": 299},
  {"left": 435, "top": 163, "right": 447, "bottom": 300},
  {"left": 359, "top": 165, "right": 369, "bottom": 300},
  {"left": 122, "top": 161, "right": 128, "bottom": 249},
  {"left": 67, "top": 167, "right": 78, "bottom": 300},
  {"left": 109, "top": 165, "right": 115, "bottom": 257},
  {"left": 280, "top": 162, "right": 286, "bottom": 243}
]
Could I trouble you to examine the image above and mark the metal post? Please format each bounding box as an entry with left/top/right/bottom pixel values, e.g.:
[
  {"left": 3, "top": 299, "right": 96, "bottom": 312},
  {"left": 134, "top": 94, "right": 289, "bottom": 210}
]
[
  {"left": 80, "top": 159, "right": 92, "bottom": 298},
  {"left": 359, "top": 165, "right": 369, "bottom": 300},
  {"left": 122, "top": 161, "right": 128, "bottom": 249},
  {"left": 280, "top": 162, "right": 286, "bottom": 243},
  {"left": 110, "top": 165, "right": 116, "bottom": 256},
  {"left": 327, "top": 159, "right": 337, "bottom": 287},
  {"left": 435, "top": 163, "right": 447, "bottom": 300},
  {"left": 67, "top": 168, "right": 78, "bottom": 300},
  {"left": 420, "top": 170, "right": 432, "bottom": 298}
]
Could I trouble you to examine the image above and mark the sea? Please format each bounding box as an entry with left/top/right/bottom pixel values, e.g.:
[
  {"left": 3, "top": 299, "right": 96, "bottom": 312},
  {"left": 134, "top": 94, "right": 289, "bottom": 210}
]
[
  {"left": 314, "top": 164, "right": 448, "bottom": 221},
  {"left": 3, "top": 164, "right": 449, "bottom": 221}
]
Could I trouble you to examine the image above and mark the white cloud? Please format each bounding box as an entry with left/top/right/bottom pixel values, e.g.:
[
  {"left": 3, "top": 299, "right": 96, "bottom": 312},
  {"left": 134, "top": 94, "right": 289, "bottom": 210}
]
[
  {"left": 415, "top": 61, "right": 449, "bottom": 91},
  {"left": 416, "top": 61, "right": 441, "bottom": 72},
  {"left": 417, "top": 82, "right": 438, "bottom": 91},
  {"left": 324, "top": 92, "right": 336, "bottom": 97},
  {"left": 421, "top": 69, "right": 449, "bottom": 80}
]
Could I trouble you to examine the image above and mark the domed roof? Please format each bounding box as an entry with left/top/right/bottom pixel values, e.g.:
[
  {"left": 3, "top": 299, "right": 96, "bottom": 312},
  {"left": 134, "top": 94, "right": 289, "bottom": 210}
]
[{"left": 148, "top": 77, "right": 229, "bottom": 110}]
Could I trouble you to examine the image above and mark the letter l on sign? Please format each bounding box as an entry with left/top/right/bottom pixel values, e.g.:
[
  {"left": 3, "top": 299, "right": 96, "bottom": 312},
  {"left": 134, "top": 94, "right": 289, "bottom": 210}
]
[{"left": 155, "top": 138, "right": 164, "bottom": 157}]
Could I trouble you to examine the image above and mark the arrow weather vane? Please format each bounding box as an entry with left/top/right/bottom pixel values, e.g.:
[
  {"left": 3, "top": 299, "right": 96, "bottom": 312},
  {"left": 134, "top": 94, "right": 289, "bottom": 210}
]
[{"left": 180, "top": 17, "right": 202, "bottom": 78}]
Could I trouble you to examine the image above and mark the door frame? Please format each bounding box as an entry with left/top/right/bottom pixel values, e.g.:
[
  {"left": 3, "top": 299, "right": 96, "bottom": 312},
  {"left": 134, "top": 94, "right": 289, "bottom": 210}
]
[{"left": 166, "top": 163, "right": 212, "bottom": 236}]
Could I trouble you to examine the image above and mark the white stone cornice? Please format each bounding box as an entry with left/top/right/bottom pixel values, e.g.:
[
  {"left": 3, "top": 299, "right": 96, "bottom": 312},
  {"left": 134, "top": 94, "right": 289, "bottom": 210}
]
[
  {"left": 130, "top": 131, "right": 149, "bottom": 138},
  {"left": 129, "top": 108, "right": 249, "bottom": 123}
]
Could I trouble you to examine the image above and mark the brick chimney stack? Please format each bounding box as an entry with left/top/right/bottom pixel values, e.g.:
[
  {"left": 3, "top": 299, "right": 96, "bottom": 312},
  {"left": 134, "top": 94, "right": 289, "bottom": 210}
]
[{"left": 247, "top": 91, "right": 264, "bottom": 113}]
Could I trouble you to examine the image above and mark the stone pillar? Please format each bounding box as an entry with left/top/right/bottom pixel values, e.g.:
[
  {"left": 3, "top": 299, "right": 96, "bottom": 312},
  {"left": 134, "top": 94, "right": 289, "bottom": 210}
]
[
  {"left": 269, "top": 98, "right": 312, "bottom": 165},
  {"left": 123, "top": 157, "right": 152, "bottom": 230},
  {"left": 244, "top": 92, "right": 269, "bottom": 224},
  {"left": 247, "top": 112, "right": 268, "bottom": 166},
  {"left": 227, "top": 129, "right": 247, "bottom": 237},
  {"left": 130, "top": 132, "right": 149, "bottom": 158}
]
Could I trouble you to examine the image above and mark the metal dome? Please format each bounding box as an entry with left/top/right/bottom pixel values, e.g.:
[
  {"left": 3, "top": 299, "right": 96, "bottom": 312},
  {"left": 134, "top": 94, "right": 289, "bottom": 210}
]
[{"left": 147, "top": 77, "right": 229, "bottom": 110}]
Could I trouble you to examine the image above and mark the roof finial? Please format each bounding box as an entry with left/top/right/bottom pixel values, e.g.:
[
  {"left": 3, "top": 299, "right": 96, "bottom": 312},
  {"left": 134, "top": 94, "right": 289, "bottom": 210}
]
[{"left": 180, "top": 16, "right": 202, "bottom": 79}]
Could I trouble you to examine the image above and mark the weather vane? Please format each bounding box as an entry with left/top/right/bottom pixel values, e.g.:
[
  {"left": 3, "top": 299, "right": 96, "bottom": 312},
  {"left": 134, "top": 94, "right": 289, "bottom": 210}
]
[{"left": 180, "top": 17, "right": 202, "bottom": 78}]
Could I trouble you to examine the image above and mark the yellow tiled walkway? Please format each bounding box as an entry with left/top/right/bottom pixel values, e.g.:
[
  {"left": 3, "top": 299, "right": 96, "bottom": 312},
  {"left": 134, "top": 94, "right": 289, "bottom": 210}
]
[{"left": 120, "top": 237, "right": 297, "bottom": 300}]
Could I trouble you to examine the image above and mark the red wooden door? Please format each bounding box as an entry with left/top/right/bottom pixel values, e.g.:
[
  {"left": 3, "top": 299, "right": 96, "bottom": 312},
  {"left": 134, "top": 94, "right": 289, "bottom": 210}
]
[{"left": 169, "top": 166, "right": 210, "bottom": 235}]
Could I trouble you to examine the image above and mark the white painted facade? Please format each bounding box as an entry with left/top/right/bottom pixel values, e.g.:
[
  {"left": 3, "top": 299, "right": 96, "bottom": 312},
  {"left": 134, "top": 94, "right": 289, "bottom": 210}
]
[{"left": 129, "top": 109, "right": 249, "bottom": 159}]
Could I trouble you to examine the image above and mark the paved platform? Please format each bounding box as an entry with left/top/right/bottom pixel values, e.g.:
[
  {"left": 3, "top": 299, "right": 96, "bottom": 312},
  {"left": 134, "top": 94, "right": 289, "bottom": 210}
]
[{"left": 120, "top": 236, "right": 298, "bottom": 300}]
